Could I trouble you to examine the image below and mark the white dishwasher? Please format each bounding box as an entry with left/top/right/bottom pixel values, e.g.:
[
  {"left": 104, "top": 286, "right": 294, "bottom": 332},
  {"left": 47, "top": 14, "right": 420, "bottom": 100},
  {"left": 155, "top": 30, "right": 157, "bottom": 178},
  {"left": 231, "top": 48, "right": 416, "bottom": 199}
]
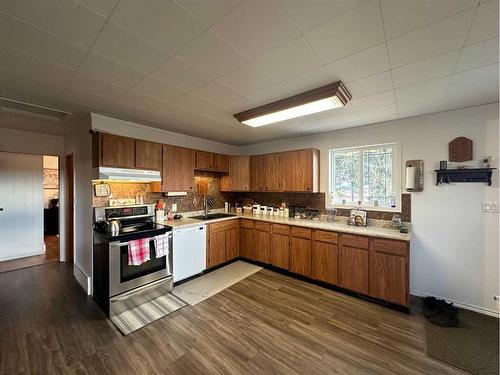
[{"left": 173, "top": 225, "right": 206, "bottom": 282}]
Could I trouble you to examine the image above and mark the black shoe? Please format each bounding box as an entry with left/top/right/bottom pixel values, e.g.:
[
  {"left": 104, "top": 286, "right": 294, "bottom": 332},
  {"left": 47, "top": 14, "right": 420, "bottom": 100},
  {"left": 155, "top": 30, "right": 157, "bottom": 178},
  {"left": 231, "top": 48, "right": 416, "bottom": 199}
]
[
  {"left": 423, "top": 297, "right": 458, "bottom": 318},
  {"left": 429, "top": 308, "right": 459, "bottom": 327}
]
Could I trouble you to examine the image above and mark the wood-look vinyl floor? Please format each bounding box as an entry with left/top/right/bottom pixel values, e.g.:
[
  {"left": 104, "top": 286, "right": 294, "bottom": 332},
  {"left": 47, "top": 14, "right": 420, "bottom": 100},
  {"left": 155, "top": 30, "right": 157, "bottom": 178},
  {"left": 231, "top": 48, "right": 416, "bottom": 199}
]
[{"left": 0, "top": 263, "right": 466, "bottom": 375}]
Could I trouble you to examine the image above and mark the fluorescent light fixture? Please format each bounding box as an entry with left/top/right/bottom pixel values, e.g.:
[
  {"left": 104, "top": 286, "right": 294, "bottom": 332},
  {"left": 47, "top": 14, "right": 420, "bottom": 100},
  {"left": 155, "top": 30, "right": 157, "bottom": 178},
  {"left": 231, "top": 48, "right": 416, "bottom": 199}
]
[{"left": 234, "top": 81, "right": 351, "bottom": 127}]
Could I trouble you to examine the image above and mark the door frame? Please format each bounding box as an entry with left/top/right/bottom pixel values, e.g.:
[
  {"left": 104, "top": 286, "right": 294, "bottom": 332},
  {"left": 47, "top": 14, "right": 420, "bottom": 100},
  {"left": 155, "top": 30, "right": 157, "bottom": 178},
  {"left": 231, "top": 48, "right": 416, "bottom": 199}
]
[{"left": 64, "top": 154, "right": 74, "bottom": 263}]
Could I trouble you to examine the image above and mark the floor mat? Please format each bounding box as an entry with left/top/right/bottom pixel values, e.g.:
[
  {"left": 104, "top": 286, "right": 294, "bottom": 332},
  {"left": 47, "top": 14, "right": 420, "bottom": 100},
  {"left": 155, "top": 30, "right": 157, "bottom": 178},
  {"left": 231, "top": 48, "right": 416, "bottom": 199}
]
[
  {"left": 172, "top": 261, "right": 262, "bottom": 306},
  {"left": 110, "top": 293, "right": 185, "bottom": 335},
  {"left": 424, "top": 308, "right": 499, "bottom": 375}
]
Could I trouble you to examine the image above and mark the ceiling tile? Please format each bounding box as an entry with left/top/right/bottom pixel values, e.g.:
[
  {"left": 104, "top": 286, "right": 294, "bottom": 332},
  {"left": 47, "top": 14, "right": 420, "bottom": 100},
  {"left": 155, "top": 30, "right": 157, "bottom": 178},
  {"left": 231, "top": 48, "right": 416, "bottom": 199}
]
[
  {"left": 221, "top": 96, "right": 266, "bottom": 113},
  {"left": 60, "top": 89, "right": 114, "bottom": 111},
  {"left": 191, "top": 81, "right": 242, "bottom": 106},
  {"left": 111, "top": 0, "right": 205, "bottom": 54},
  {"left": 92, "top": 22, "right": 170, "bottom": 73},
  {"left": 391, "top": 50, "right": 460, "bottom": 87},
  {"left": 279, "top": 0, "right": 365, "bottom": 34},
  {"left": 176, "top": 30, "right": 247, "bottom": 78},
  {"left": 351, "top": 90, "right": 396, "bottom": 111},
  {"left": 305, "top": 0, "right": 385, "bottom": 64},
  {"left": 0, "top": 84, "right": 62, "bottom": 109},
  {"left": 212, "top": 0, "right": 299, "bottom": 60},
  {"left": 172, "top": 94, "right": 232, "bottom": 122},
  {"left": 252, "top": 38, "right": 322, "bottom": 82},
  {"left": 448, "top": 63, "right": 499, "bottom": 89},
  {"left": 0, "top": 12, "right": 87, "bottom": 69},
  {"left": 218, "top": 62, "right": 276, "bottom": 96},
  {"left": 395, "top": 76, "right": 451, "bottom": 102},
  {"left": 381, "top": 0, "right": 478, "bottom": 39},
  {"left": 358, "top": 103, "right": 398, "bottom": 120},
  {"left": 456, "top": 37, "right": 499, "bottom": 72},
  {"left": 132, "top": 76, "right": 186, "bottom": 103},
  {"left": 0, "top": 70, "right": 65, "bottom": 99},
  {"left": 0, "top": 45, "right": 74, "bottom": 88},
  {"left": 442, "top": 80, "right": 499, "bottom": 110},
  {"left": 387, "top": 9, "right": 475, "bottom": 67},
  {"left": 75, "top": 0, "right": 118, "bottom": 17},
  {"left": 0, "top": 0, "right": 107, "bottom": 48},
  {"left": 78, "top": 52, "right": 146, "bottom": 88},
  {"left": 151, "top": 57, "right": 211, "bottom": 92},
  {"left": 325, "top": 43, "right": 390, "bottom": 83},
  {"left": 176, "top": 0, "right": 242, "bottom": 25},
  {"left": 397, "top": 96, "right": 443, "bottom": 117},
  {"left": 65, "top": 72, "right": 129, "bottom": 101},
  {"left": 345, "top": 71, "right": 394, "bottom": 98},
  {"left": 466, "top": 0, "right": 499, "bottom": 45},
  {"left": 116, "top": 91, "right": 169, "bottom": 113}
]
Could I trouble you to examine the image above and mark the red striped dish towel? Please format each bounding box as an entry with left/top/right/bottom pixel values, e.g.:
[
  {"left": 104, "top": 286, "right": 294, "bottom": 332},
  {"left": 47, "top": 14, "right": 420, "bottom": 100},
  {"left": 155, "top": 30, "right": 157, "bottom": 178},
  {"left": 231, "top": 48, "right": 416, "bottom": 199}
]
[
  {"left": 128, "top": 238, "right": 150, "bottom": 266},
  {"left": 154, "top": 234, "right": 169, "bottom": 258}
]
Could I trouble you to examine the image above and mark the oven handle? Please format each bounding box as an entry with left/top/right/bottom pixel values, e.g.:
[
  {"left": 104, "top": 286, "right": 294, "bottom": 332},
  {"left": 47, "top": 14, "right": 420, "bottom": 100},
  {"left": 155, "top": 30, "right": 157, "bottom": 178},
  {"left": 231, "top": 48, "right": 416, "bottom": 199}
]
[{"left": 118, "top": 233, "right": 172, "bottom": 247}]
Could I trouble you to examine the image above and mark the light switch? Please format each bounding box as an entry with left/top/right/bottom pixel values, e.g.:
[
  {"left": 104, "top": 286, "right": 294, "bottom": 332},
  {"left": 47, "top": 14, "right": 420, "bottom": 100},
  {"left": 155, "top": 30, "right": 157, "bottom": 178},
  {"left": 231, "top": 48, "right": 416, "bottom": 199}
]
[
  {"left": 172, "top": 203, "right": 177, "bottom": 212},
  {"left": 482, "top": 201, "right": 499, "bottom": 213}
]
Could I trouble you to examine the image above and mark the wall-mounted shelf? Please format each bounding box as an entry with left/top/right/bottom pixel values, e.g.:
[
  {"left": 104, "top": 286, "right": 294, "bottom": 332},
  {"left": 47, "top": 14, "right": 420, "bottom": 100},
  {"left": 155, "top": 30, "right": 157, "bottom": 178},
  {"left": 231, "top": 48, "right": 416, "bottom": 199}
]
[{"left": 435, "top": 168, "right": 496, "bottom": 186}]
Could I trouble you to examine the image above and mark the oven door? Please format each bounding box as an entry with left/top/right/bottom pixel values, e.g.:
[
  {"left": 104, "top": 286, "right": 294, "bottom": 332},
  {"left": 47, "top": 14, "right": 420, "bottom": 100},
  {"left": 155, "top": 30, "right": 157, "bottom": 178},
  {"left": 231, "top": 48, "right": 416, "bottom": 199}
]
[{"left": 109, "top": 232, "right": 172, "bottom": 297}]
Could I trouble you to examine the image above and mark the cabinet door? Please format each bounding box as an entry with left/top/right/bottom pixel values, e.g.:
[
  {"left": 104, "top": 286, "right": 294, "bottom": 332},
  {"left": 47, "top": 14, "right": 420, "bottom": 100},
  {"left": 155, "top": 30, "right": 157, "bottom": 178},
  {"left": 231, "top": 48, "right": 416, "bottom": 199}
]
[
  {"left": 240, "top": 227, "right": 254, "bottom": 260},
  {"left": 339, "top": 245, "right": 369, "bottom": 294},
  {"left": 162, "top": 145, "right": 195, "bottom": 191},
  {"left": 370, "top": 252, "right": 407, "bottom": 306},
  {"left": 214, "top": 154, "right": 229, "bottom": 172},
  {"left": 224, "top": 155, "right": 250, "bottom": 191},
  {"left": 195, "top": 151, "right": 214, "bottom": 170},
  {"left": 208, "top": 230, "right": 226, "bottom": 268},
  {"left": 101, "top": 134, "right": 135, "bottom": 168},
  {"left": 250, "top": 155, "right": 264, "bottom": 191},
  {"left": 135, "top": 140, "right": 162, "bottom": 170},
  {"left": 281, "top": 149, "right": 319, "bottom": 192},
  {"left": 290, "top": 237, "right": 312, "bottom": 277},
  {"left": 312, "top": 241, "right": 338, "bottom": 284},
  {"left": 270, "top": 233, "right": 289, "bottom": 270},
  {"left": 262, "top": 153, "right": 282, "bottom": 191},
  {"left": 255, "top": 230, "right": 270, "bottom": 263},
  {"left": 225, "top": 227, "right": 239, "bottom": 261}
]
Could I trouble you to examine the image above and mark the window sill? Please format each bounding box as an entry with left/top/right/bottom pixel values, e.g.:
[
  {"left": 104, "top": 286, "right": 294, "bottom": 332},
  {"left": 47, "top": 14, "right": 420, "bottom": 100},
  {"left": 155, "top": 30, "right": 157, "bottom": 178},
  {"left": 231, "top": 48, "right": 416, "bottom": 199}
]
[{"left": 327, "top": 204, "right": 401, "bottom": 213}]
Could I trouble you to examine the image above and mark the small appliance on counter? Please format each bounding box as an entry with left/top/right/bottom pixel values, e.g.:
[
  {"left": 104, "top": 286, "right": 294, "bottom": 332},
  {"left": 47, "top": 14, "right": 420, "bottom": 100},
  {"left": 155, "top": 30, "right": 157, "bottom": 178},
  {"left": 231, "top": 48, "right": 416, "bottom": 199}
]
[{"left": 289, "top": 206, "right": 306, "bottom": 218}]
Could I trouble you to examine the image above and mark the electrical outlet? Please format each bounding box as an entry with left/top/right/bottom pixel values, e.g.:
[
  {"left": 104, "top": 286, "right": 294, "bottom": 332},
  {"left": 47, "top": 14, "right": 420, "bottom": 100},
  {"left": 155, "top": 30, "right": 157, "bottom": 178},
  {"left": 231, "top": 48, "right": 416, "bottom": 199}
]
[
  {"left": 172, "top": 203, "right": 177, "bottom": 212},
  {"left": 482, "top": 201, "right": 499, "bottom": 213}
]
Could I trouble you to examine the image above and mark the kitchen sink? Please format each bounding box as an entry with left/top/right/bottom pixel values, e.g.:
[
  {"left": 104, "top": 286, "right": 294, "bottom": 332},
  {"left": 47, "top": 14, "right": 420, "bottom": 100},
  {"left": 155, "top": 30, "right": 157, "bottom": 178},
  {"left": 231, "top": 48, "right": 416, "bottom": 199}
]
[{"left": 189, "top": 213, "right": 237, "bottom": 221}]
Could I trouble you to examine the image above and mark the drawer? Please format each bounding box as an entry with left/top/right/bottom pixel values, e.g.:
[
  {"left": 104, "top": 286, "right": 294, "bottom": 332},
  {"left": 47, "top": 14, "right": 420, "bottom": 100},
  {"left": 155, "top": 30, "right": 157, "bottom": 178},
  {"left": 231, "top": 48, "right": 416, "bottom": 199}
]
[
  {"left": 240, "top": 219, "right": 254, "bottom": 229},
  {"left": 255, "top": 221, "right": 270, "bottom": 232},
  {"left": 314, "top": 230, "right": 338, "bottom": 244},
  {"left": 209, "top": 219, "right": 239, "bottom": 233},
  {"left": 272, "top": 224, "right": 289, "bottom": 235},
  {"left": 291, "top": 226, "right": 312, "bottom": 239},
  {"left": 340, "top": 233, "right": 369, "bottom": 249},
  {"left": 373, "top": 238, "right": 407, "bottom": 257}
]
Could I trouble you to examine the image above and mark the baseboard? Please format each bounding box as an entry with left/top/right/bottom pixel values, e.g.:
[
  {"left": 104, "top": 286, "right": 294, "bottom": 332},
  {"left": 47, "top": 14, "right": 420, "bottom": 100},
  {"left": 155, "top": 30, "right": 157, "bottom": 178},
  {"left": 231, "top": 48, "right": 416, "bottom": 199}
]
[
  {"left": 74, "top": 263, "right": 92, "bottom": 295},
  {"left": 411, "top": 290, "right": 499, "bottom": 318},
  {"left": 0, "top": 250, "right": 45, "bottom": 262}
]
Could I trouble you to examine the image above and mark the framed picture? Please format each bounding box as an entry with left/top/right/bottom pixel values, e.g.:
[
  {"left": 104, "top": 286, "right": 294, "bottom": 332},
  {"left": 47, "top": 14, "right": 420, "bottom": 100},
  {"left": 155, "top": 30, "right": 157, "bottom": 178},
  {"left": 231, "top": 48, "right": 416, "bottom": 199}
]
[
  {"left": 348, "top": 209, "right": 367, "bottom": 227},
  {"left": 43, "top": 169, "right": 59, "bottom": 189},
  {"left": 94, "top": 183, "right": 111, "bottom": 197},
  {"left": 439, "top": 160, "right": 447, "bottom": 170}
]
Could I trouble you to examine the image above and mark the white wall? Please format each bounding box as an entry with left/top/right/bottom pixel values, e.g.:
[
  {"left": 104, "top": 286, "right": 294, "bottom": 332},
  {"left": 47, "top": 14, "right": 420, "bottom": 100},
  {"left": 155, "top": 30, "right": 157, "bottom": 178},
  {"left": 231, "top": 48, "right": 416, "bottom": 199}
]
[
  {"left": 0, "top": 152, "right": 44, "bottom": 260},
  {"left": 91, "top": 113, "right": 241, "bottom": 155},
  {"left": 241, "top": 103, "right": 499, "bottom": 315}
]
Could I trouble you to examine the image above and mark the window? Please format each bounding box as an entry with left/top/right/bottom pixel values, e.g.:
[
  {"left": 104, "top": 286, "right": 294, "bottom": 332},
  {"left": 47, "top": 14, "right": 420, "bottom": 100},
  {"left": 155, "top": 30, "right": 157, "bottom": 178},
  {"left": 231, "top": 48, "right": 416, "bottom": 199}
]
[{"left": 329, "top": 144, "right": 398, "bottom": 209}]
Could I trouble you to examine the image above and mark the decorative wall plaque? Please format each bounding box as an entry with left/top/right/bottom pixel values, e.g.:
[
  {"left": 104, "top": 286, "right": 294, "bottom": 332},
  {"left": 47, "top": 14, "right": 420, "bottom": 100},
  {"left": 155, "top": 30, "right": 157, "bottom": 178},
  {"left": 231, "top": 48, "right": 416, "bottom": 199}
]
[{"left": 449, "top": 137, "right": 472, "bottom": 162}]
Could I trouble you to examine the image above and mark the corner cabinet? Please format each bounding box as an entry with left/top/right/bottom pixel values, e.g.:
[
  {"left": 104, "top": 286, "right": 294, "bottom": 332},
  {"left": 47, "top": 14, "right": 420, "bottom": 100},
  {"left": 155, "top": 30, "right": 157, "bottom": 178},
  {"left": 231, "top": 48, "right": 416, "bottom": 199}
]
[{"left": 161, "top": 145, "right": 195, "bottom": 192}]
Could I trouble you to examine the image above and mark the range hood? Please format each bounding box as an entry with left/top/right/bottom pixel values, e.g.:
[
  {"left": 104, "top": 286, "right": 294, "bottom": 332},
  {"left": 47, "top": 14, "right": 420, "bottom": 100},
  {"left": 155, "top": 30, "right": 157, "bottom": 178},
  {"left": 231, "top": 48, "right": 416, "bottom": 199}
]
[{"left": 95, "top": 167, "right": 161, "bottom": 182}]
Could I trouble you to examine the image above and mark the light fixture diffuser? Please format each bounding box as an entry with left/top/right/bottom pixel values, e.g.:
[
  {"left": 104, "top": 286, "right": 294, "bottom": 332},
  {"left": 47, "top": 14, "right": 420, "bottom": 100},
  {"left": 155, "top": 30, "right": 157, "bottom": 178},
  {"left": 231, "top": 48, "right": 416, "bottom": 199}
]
[{"left": 234, "top": 81, "right": 351, "bottom": 127}]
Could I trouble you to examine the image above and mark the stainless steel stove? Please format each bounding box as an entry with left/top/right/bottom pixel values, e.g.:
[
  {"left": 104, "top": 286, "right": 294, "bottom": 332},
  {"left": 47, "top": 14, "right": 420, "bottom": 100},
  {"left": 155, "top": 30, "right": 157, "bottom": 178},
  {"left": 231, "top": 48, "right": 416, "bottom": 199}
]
[{"left": 93, "top": 204, "right": 173, "bottom": 317}]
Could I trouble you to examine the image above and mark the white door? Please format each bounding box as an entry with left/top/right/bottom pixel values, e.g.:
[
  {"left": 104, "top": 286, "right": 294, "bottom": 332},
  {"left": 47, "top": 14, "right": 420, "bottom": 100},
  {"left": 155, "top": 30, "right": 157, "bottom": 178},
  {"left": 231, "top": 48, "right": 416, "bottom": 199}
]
[{"left": 0, "top": 152, "right": 44, "bottom": 261}]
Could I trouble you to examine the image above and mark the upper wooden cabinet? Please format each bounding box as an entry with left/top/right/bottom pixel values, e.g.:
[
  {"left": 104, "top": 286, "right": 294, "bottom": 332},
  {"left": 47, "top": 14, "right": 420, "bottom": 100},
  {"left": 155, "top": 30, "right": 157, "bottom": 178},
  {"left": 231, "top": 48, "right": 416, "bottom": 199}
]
[
  {"left": 282, "top": 149, "right": 319, "bottom": 192},
  {"left": 220, "top": 156, "right": 250, "bottom": 192},
  {"left": 250, "top": 149, "right": 319, "bottom": 193},
  {"left": 161, "top": 145, "right": 195, "bottom": 192},
  {"left": 100, "top": 133, "right": 135, "bottom": 168},
  {"left": 195, "top": 151, "right": 229, "bottom": 172},
  {"left": 135, "top": 140, "right": 162, "bottom": 171}
]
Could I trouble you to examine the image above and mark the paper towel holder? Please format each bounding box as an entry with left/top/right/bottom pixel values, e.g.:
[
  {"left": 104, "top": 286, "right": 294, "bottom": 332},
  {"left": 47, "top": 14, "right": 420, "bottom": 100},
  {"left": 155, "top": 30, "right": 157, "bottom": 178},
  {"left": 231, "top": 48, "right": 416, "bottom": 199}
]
[{"left": 405, "top": 160, "right": 424, "bottom": 192}]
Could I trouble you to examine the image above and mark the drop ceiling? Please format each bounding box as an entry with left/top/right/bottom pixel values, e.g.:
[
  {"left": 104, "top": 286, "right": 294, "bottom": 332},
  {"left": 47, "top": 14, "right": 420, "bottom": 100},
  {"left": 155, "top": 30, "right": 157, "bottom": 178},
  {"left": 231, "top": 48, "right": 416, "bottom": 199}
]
[{"left": 0, "top": 0, "right": 498, "bottom": 145}]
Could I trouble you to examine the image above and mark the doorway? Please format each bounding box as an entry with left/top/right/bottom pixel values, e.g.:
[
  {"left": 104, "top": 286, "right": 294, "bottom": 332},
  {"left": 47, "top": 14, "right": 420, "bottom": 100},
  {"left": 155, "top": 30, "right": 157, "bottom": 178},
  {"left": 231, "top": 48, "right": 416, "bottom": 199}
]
[
  {"left": 65, "top": 154, "right": 74, "bottom": 263},
  {"left": 43, "top": 155, "right": 60, "bottom": 261}
]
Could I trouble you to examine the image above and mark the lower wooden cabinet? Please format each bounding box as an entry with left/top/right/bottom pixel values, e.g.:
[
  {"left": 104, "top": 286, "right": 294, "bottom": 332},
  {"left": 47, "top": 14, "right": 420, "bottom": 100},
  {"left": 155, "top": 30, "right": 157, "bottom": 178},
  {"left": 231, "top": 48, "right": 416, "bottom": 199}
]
[
  {"left": 369, "top": 239, "right": 408, "bottom": 306},
  {"left": 338, "top": 234, "right": 369, "bottom": 294},
  {"left": 254, "top": 228, "right": 270, "bottom": 263},
  {"left": 311, "top": 239, "right": 338, "bottom": 285},
  {"left": 290, "top": 237, "right": 312, "bottom": 277},
  {"left": 240, "top": 226, "right": 254, "bottom": 260},
  {"left": 270, "top": 232, "right": 289, "bottom": 269},
  {"left": 207, "top": 220, "right": 239, "bottom": 268}
]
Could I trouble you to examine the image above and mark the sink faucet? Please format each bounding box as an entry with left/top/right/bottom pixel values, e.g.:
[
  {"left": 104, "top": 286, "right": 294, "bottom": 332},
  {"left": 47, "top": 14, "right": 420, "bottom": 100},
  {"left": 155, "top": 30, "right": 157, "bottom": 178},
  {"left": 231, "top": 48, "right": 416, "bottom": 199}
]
[{"left": 203, "top": 196, "right": 210, "bottom": 217}]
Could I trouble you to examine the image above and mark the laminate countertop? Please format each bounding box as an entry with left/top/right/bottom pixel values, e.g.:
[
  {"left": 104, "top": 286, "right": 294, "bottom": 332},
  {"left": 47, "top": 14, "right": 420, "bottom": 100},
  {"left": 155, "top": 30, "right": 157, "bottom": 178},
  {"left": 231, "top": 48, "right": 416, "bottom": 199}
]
[{"left": 159, "top": 213, "right": 411, "bottom": 242}]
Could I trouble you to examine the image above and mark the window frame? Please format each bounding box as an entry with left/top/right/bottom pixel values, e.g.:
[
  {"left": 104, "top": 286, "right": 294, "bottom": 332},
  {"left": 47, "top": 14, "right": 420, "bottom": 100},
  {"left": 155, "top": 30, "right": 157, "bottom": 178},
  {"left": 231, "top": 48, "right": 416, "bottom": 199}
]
[{"left": 328, "top": 143, "right": 400, "bottom": 212}]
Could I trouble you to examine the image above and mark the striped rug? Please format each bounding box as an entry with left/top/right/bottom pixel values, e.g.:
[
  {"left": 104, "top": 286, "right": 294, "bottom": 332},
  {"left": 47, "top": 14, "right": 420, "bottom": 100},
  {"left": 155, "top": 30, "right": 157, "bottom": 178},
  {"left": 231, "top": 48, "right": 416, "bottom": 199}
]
[{"left": 110, "top": 293, "right": 186, "bottom": 335}]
